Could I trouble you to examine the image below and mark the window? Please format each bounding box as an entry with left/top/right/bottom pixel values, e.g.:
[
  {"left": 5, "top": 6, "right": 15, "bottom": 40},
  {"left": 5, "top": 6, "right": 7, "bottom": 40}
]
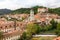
[
  {"left": 0, "top": 27, "right": 2, "bottom": 29},
  {"left": 5, "top": 26, "right": 7, "bottom": 28},
  {"left": 10, "top": 25, "right": 12, "bottom": 28},
  {"left": 17, "top": 24, "right": 19, "bottom": 26}
]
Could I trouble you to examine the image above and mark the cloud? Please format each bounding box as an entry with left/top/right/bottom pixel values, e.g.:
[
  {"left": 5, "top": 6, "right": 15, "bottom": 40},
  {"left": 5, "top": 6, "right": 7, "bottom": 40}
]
[{"left": 0, "top": 0, "right": 60, "bottom": 10}]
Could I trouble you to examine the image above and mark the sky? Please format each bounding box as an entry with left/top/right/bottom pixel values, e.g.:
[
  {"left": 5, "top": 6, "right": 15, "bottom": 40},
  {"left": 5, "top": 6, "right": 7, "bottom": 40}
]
[{"left": 0, "top": 0, "right": 60, "bottom": 10}]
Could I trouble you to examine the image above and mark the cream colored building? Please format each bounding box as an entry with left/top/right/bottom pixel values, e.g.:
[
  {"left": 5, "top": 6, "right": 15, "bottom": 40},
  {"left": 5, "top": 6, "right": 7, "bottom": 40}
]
[{"left": 38, "top": 7, "right": 48, "bottom": 13}]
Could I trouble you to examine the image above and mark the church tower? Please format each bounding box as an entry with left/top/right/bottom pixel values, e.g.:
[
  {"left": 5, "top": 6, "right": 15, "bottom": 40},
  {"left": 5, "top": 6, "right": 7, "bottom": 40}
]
[
  {"left": 46, "top": 13, "right": 50, "bottom": 24},
  {"left": 29, "top": 9, "right": 35, "bottom": 21}
]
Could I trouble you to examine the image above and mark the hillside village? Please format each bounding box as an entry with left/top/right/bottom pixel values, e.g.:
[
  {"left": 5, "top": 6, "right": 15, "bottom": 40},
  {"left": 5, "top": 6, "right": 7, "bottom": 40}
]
[{"left": 0, "top": 7, "right": 60, "bottom": 40}]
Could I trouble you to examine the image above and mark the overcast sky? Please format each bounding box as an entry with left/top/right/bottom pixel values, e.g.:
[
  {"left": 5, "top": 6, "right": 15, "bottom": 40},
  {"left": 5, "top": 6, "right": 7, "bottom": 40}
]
[{"left": 0, "top": 0, "right": 60, "bottom": 10}]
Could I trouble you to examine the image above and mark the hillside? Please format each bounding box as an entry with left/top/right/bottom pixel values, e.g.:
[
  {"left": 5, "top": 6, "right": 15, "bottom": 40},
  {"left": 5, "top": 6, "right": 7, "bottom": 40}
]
[
  {"left": 0, "top": 6, "right": 60, "bottom": 15},
  {"left": 12, "top": 8, "right": 30, "bottom": 14},
  {"left": 0, "top": 9, "right": 12, "bottom": 15},
  {"left": 12, "top": 6, "right": 46, "bottom": 14},
  {"left": 48, "top": 7, "right": 60, "bottom": 15},
  {"left": 12, "top": 6, "right": 60, "bottom": 15}
]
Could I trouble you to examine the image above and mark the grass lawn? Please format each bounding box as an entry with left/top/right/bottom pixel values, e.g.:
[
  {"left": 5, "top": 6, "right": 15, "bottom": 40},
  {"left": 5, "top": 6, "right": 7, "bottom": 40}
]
[{"left": 31, "top": 36, "right": 57, "bottom": 40}]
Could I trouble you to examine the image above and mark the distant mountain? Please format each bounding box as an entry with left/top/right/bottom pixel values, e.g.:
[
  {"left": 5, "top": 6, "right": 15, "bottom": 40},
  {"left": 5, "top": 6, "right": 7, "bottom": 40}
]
[{"left": 0, "top": 9, "right": 12, "bottom": 15}]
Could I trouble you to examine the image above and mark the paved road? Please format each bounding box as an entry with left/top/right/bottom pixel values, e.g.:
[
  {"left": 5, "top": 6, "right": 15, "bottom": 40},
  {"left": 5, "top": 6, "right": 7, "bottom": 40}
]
[{"left": 33, "top": 35, "right": 57, "bottom": 37}]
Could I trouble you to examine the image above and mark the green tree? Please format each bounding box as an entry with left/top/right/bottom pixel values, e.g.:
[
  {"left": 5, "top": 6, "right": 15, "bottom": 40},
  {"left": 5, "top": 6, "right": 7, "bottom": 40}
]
[
  {"left": 18, "top": 32, "right": 27, "bottom": 40},
  {"left": 26, "top": 23, "right": 41, "bottom": 35},
  {"left": 50, "top": 19, "right": 57, "bottom": 29},
  {"left": 55, "top": 30, "right": 60, "bottom": 36},
  {"left": 55, "top": 23, "right": 60, "bottom": 36},
  {"left": 48, "top": 7, "right": 60, "bottom": 15},
  {"left": 0, "top": 31, "right": 3, "bottom": 40},
  {"left": 57, "top": 23, "right": 60, "bottom": 30}
]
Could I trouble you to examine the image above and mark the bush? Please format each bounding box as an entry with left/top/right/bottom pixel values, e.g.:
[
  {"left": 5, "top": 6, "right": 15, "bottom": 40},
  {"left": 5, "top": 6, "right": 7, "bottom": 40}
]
[{"left": 55, "top": 30, "right": 60, "bottom": 36}]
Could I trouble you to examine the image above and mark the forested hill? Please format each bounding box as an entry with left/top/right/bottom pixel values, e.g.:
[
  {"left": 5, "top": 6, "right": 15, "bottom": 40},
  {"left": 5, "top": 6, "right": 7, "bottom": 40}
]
[
  {"left": 48, "top": 7, "right": 60, "bottom": 15},
  {"left": 12, "top": 8, "right": 31, "bottom": 14},
  {"left": 0, "top": 6, "right": 60, "bottom": 15},
  {"left": 12, "top": 6, "right": 46, "bottom": 14},
  {"left": 12, "top": 6, "right": 60, "bottom": 15}
]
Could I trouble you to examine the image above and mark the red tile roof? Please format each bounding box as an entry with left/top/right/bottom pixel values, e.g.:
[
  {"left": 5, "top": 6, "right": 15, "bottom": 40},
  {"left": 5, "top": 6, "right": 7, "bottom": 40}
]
[{"left": 53, "top": 37, "right": 60, "bottom": 40}]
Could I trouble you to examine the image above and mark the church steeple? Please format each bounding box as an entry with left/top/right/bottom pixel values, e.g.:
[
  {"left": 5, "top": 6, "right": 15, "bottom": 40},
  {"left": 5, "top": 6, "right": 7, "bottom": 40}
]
[{"left": 29, "top": 9, "right": 35, "bottom": 21}]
